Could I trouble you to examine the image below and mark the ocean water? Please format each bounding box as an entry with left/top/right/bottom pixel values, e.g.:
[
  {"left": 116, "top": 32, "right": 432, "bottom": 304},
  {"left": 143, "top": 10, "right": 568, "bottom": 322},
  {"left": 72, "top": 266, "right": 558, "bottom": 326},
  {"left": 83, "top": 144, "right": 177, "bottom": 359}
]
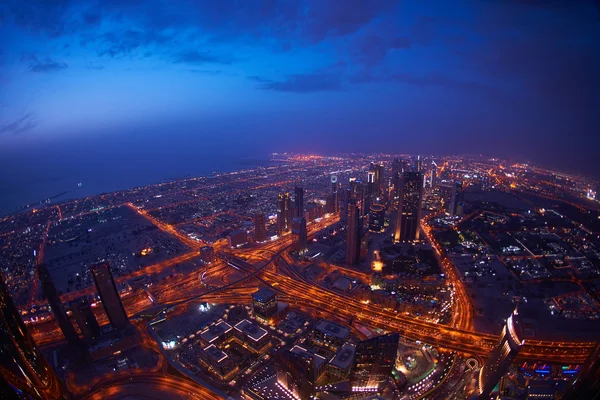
[{"left": 0, "top": 138, "right": 271, "bottom": 216}]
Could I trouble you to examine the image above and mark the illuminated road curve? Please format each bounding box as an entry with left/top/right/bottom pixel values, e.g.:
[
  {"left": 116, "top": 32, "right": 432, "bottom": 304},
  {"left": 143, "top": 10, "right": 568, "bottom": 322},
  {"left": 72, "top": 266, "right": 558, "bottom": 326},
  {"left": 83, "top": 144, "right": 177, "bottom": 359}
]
[{"left": 224, "top": 254, "right": 595, "bottom": 364}]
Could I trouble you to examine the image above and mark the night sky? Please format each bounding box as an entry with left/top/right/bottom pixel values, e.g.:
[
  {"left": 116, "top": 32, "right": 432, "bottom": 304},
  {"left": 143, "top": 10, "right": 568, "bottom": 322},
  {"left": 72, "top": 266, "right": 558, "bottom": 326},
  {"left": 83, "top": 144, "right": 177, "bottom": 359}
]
[{"left": 1, "top": 1, "right": 599, "bottom": 176}]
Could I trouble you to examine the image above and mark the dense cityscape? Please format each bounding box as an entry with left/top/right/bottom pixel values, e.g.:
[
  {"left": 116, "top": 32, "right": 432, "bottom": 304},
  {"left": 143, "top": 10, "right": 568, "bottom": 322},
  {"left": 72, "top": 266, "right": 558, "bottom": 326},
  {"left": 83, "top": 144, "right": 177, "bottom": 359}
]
[{"left": 1, "top": 153, "right": 599, "bottom": 399}]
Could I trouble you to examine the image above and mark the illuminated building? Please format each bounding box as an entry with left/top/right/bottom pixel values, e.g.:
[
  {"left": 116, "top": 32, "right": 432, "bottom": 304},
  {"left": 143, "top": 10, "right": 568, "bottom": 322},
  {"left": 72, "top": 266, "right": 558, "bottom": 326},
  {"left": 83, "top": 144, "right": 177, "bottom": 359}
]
[
  {"left": 70, "top": 297, "right": 101, "bottom": 342},
  {"left": 294, "top": 186, "right": 304, "bottom": 218},
  {"left": 560, "top": 343, "right": 600, "bottom": 400},
  {"left": 312, "top": 320, "right": 350, "bottom": 350},
  {"left": 328, "top": 343, "right": 356, "bottom": 380},
  {"left": 478, "top": 307, "right": 525, "bottom": 399},
  {"left": 448, "top": 181, "right": 464, "bottom": 216},
  {"left": 277, "top": 345, "right": 327, "bottom": 399},
  {"left": 368, "top": 204, "right": 385, "bottom": 232},
  {"left": 376, "top": 163, "right": 385, "bottom": 196},
  {"left": 354, "top": 332, "right": 399, "bottom": 385},
  {"left": 252, "top": 287, "right": 278, "bottom": 321},
  {"left": 331, "top": 175, "right": 339, "bottom": 213},
  {"left": 37, "top": 264, "right": 81, "bottom": 346},
  {"left": 199, "top": 345, "right": 235, "bottom": 379},
  {"left": 346, "top": 199, "right": 361, "bottom": 266},
  {"left": 340, "top": 188, "right": 351, "bottom": 223},
  {"left": 0, "top": 272, "right": 71, "bottom": 400},
  {"left": 394, "top": 171, "right": 423, "bottom": 242},
  {"left": 292, "top": 217, "right": 308, "bottom": 253},
  {"left": 90, "top": 263, "right": 129, "bottom": 331},
  {"left": 253, "top": 213, "right": 266, "bottom": 243},
  {"left": 276, "top": 193, "right": 291, "bottom": 234},
  {"left": 233, "top": 319, "right": 270, "bottom": 353}
]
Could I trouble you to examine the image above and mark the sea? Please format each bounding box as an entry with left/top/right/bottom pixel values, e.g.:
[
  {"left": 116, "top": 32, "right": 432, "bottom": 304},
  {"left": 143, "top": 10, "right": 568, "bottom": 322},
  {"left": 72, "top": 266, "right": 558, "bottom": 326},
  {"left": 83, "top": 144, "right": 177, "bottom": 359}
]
[{"left": 0, "top": 146, "right": 274, "bottom": 217}]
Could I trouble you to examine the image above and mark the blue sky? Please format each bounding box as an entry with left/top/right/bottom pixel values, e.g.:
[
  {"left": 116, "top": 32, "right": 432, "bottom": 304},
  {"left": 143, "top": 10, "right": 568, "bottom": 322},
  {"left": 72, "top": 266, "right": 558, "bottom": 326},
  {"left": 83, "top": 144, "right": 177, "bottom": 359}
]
[{"left": 1, "top": 0, "right": 599, "bottom": 176}]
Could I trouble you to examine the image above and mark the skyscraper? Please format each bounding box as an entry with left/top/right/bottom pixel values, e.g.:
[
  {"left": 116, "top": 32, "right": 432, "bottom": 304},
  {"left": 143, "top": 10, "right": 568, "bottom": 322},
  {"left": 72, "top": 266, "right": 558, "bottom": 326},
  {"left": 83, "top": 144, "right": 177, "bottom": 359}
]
[
  {"left": 90, "top": 263, "right": 129, "bottom": 331},
  {"left": 276, "top": 193, "right": 291, "bottom": 235},
  {"left": 346, "top": 199, "right": 361, "bottom": 266},
  {"left": 292, "top": 217, "right": 308, "bottom": 253},
  {"left": 448, "top": 181, "right": 464, "bottom": 217},
  {"left": 253, "top": 213, "right": 266, "bottom": 243},
  {"left": 37, "top": 264, "right": 80, "bottom": 345},
  {"left": 478, "top": 307, "right": 525, "bottom": 399},
  {"left": 330, "top": 175, "right": 338, "bottom": 213},
  {"left": 340, "top": 188, "right": 351, "bottom": 224},
  {"left": 369, "top": 204, "right": 385, "bottom": 233},
  {"left": 394, "top": 171, "right": 423, "bottom": 242},
  {"left": 1, "top": 272, "right": 71, "bottom": 400},
  {"left": 70, "top": 297, "right": 101, "bottom": 342},
  {"left": 354, "top": 332, "right": 399, "bottom": 386},
  {"left": 294, "top": 186, "right": 304, "bottom": 219},
  {"left": 376, "top": 164, "right": 385, "bottom": 197},
  {"left": 252, "top": 288, "right": 278, "bottom": 322}
]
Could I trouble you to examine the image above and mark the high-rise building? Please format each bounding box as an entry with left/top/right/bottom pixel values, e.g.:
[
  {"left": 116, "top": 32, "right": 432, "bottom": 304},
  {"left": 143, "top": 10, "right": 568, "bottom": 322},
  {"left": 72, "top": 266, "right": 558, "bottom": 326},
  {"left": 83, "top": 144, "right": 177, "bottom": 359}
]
[
  {"left": 448, "top": 181, "right": 464, "bottom": 216},
  {"left": 560, "top": 343, "right": 600, "bottom": 400},
  {"left": 292, "top": 217, "right": 308, "bottom": 253},
  {"left": 70, "top": 297, "right": 101, "bottom": 342},
  {"left": 376, "top": 164, "right": 385, "bottom": 196},
  {"left": 276, "top": 193, "right": 291, "bottom": 235},
  {"left": 394, "top": 171, "right": 423, "bottom": 242},
  {"left": 350, "top": 179, "right": 366, "bottom": 216},
  {"left": 254, "top": 213, "right": 266, "bottom": 243},
  {"left": 294, "top": 186, "right": 304, "bottom": 219},
  {"left": 340, "top": 188, "right": 351, "bottom": 224},
  {"left": 354, "top": 332, "right": 399, "bottom": 386},
  {"left": 478, "top": 307, "right": 525, "bottom": 399},
  {"left": 325, "top": 193, "right": 337, "bottom": 215},
  {"left": 0, "top": 272, "right": 71, "bottom": 399},
  {"left": 369, "top": 204, "right": 385, "bottom": 232},
  {"left": 37, "top": 264, "right": 80, "bottom": 346},
  {"left": 331, "top": 175, "right": 339, "bottom": 213},
  {"left": 252, "top": 288, "right": 278, "bottom": 322},
  {"left": 90, "top": 263, "right": 129, "bottom": 331},
  {"left": 346, "top": 199, "right": 361, "bottom": 266}
]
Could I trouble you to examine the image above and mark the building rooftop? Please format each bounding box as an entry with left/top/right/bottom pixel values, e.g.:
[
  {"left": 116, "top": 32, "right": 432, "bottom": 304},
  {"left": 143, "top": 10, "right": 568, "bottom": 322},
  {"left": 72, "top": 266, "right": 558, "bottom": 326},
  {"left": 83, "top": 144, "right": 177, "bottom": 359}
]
[
  {"left": 203, "top": 344, "right": 229, "bottom": 364},
  {"left": 314, "top": 320, "right": 350, "bottom": 341},
  {"left": 290, "top": 345, "right": 327, "bottom": 370},
  {"left": 252, "top": 287, "right": 277, "bottom": 303},
  {"left": 234, "top": 319, "right": 268, "bottom": 342},
  {"left": 329, "top": 342, "right": 356, "bottom": 370},
  {"left": 200, "top": 320, "right": 232, "bottom": 344}
]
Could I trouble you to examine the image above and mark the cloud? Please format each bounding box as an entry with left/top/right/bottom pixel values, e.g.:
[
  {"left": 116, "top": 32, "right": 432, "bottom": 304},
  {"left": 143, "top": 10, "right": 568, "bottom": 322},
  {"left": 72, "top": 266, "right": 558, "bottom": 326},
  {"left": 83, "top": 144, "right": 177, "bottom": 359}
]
[
  {"left": 0, "top": 113, "right": 37, "bottom": 135},
  {"left": 253, "top": 73, "right": 343, "bottom": 93},
  {"left": 171, "top": 50, "right": 235, "bottom": 65},
  {"left": 23, "top": 54, "right": 68, "bottom": 72}
]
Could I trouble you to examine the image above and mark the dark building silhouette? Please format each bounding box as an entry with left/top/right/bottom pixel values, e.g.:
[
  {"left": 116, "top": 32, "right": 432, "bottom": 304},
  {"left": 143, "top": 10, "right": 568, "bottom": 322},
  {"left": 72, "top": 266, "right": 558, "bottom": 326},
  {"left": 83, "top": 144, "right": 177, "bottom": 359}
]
[
  {"left": 560, "top": 343, "right": 600, "bottom": 400},
  {"left": 277, "top": 345, "right": 326, "bottom": 399},
  {"left": 70, "top": 298, "right": 101, "bottom": 342},
  {"left": 354, "top": 332, "right": 399, "bottom": 386},
  {"left": 292, "top": 217, "right": 308, "bottom": 253},
  {"left": 478, "top": 307, "right": 524, "bottom": 399},
  {"left": 37, "top": 264, "right": 80, "bottom": 346},
  {"left": 252, "top": 288, "right": 277, "bottom": 321},
  {"left": 394, "top": 171, "right": 423, "bottom": 242},
  {"left": 0, "top": 272, "right": 71, "bottom": 399},
  {"left": 369, "top": 204, "right": 385, "bottom": 233},
  {"left": 325, "top": 192, "right": 337, "bottom": 215},
  {"left": 340, "top": 188, "right": 351, "bottom": 224},
  {"left": 253, "top": 213, "right": 266, "bottom": 243},
  {"left": 90, "top": 263, "right": 129, "bottom": 331},
  {"left": 276, "top": 193, "right": 291, "bottom": 235},
  {"left": 330, "top": 175, "right": 339, "bottom": 213},
  {"left": 346, "top": 199, "right": 361, "bottom": 266},
  {"left": 448, "top": 181, "right": 464, "bottom": 216},
  {"left": 294, "top": 186, "right": 304, "bottom": 218}
]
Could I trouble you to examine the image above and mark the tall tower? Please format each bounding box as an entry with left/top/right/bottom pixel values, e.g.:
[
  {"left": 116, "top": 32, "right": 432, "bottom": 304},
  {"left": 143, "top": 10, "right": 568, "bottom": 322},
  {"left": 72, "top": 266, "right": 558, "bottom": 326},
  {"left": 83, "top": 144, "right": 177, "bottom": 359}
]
[
  {"left": 292, "top": 217, "right": 308, "bottom": 253},
  {"left": 294, "top": 186, "right": 304, "bottom": 219},
  {"left": 330, "top": 176, "right": 338, "bottom": 213},
  {"left": 0, "top": 272, "right": 71, "bottom": 399},
  {"left": 276, "top": 193, "right": 291, "bottom": 235},
  {"left": 70, "top": 297, "right": 101, "bottom": 342},
  {"left": 346, "top": 199, "right": 361, "bottom": 266},
  {"left": 448, "top": 181, "right": 464, "bottom": 217},
  {"left": 37, "top": 264, "right": 80, "bottom": 345},
  {"left": 254, "top": 213, "right": 267, "bottom": 243},
  {"left": 394, "top": 171, "right": 423, "bottom": 242},
  {"left": 478, "top": 307, "right": 525, "bottom": 399},
  {"left": 90, "top": 263, "right": 129, "bottom": 331}
]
